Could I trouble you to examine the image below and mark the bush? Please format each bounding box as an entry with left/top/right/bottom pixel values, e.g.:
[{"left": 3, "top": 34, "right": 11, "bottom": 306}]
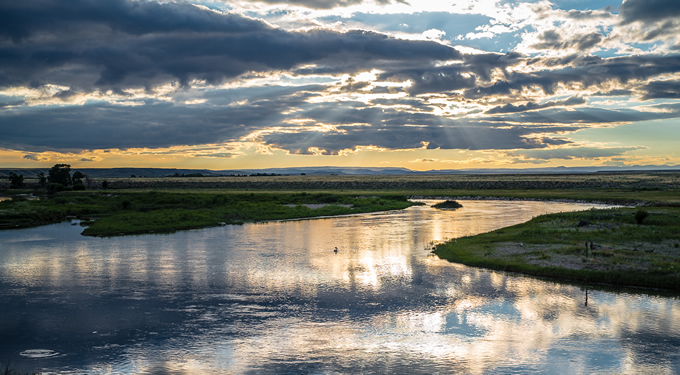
[
  {"left": 47, "top": 183, "right": 65, "bottom": 193},
  {"left": 8, "top": 171, "right": 24, "bottom": 188},
  {"left": 433, "top": 200, "right": 463, "bottom": 209},
  {"left": 635, "top": 209, "right": 649, "bottom": 225},
  {"left": 73, "top": 183, "right": 86, "bottom": 191}
]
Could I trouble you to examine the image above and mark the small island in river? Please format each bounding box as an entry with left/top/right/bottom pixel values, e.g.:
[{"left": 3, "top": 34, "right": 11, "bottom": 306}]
[{"left": 432, "top": 200, "right": 463, "bottom": 209}]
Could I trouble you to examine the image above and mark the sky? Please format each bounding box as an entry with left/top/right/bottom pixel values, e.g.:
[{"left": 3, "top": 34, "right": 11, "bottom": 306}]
[{"left": 1, "top": 0, "right": 679, "bottom": 170}]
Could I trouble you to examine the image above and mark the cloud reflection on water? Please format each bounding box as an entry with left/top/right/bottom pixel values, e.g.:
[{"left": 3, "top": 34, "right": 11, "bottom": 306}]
[{"left": 1, "top": 201, "right": 679, "bottom": 374}]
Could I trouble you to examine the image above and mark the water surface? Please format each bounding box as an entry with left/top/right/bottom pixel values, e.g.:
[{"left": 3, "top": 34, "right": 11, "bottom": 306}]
[{"left": 1, "top": 200, "right": 679, "bottom": 374}]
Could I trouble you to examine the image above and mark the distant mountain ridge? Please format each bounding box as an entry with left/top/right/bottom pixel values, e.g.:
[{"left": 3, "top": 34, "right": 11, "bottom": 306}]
[{"left": 1, "top": 165, "right": 679, "bottom": 178}]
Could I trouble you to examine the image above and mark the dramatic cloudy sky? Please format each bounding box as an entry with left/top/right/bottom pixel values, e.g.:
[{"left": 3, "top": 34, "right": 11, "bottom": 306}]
[{"left": 1, "top": 0, "right": 679, "bottom": 169}]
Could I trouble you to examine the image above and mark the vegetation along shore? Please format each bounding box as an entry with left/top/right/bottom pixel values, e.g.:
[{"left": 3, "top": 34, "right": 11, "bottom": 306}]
[
  {"left": 0, "top": 191, "right": 415, "bottom": 237},
  {"left": 3, "top": 167, "right": 680, "bottom": 290},
  {"left": 434, "top": 206, "right": 680, "bottom": 290}
]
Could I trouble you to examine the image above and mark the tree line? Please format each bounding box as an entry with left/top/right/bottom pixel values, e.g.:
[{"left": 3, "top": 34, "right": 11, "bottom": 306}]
[{"left": 6, "top": 164, "right": 108, "bottom": 192}]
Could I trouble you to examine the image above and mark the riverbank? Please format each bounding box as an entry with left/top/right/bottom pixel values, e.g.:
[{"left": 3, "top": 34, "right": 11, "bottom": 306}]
[
  {"left": 0, "top": 192, "right": 414, "bottom": 237},
  {"left": 433, "top": 206, "right": 680, "bottom": 290}
]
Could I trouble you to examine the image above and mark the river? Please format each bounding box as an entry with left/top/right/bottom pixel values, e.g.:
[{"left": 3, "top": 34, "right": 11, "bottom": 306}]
[{"left": 1, "top": 200, "right": 679, "bottom": 374}]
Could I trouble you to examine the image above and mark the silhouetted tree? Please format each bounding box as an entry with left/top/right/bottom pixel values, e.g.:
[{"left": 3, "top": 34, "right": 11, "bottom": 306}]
[
  {"left": 48, "top": 164, "right": 72, "bottom": 186},
  {"left": 102, "top": 180, "right": 109, "bottom": 189},
  {"left": 72, "top": 171, "right": 85, "bottom": 185},
  {"left": 37, "top": 172, "right": 47, "bottom": 187},
  {"left": 8, "top": 172, "right": 24, "bottom": 188}
]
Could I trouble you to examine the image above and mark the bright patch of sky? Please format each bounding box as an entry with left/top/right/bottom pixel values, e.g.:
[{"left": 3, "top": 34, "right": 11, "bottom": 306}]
[
  {"left": 317, "top": 12, "right": 525, "bottom": 52},
  {"left": 549, "top": 0, "right": 621, "bottom": 12}
]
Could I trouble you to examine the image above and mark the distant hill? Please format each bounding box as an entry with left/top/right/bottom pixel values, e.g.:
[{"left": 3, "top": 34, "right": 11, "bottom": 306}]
[{"left": 1, "top": 165, "right": 679, "bottom": 178}]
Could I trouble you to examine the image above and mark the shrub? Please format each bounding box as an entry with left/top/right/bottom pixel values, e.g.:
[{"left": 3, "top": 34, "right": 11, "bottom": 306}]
[
  {"left": 433, "top": 200, "right": 463, "bottom": 209},
  {"left": 47, "top": 183, "right": 65, "bottom": 193},
  {"left": 73, "top": 183, "right": 86, "bottom": 191},
  {"left": 8, "top": 171, "right": 24, "bottom": 188},
  {"left": 635, "top": 209, "right": 649, "bottom": 225}
]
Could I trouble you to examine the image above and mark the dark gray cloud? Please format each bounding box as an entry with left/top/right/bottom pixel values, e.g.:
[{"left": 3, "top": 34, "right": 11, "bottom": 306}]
[
  {"left": 640, "top": 80, "right": 680, "bottom": 100},
  {"left": 0, "top": 96, "right": 25, "bottom": 108},
  {"left": 0, "top": 85, "right": 323, "bottom": 151},
  {"left": 619, "top": 0, "right": 680, "bottom": 25},
  {"left": 485, "top": 96, "right": 585, "bottom": 114},
  {"left": 528, "top": 54, "right": 602, "bottom": 68},
  {"left": 256, "top": 0, "right": 363, "bottom": 9},
  {"left": 486, "top": 104, "right": 680, "bottom": 124},
  {"left": 2, "top": 78, "right": 679, "bottom": 155},
  {"left": 374, "top": 52, "right": 680, "bottom": 100},
  {"left": 261, "top": 123, "right": 575, "bottom": 154},
  {"left": 0, "top": 0, "right": 264, "bottom": 41},
  {"left": 374, "top": 52, "right": 523, "bottom": 96},
  {"left": 531, "top": 30, "right": 603, "bottom": 51},
  {"left": 466, "top": 55, "right": 680, "bottom": 99},
  {"left": 0, "top": 0, "right": 459, "bottom": 92},
  {"left": 336, "top": 78, "right": 372, "bottom": 92},
  {"left": 253, "top": 0, "right": 408, "bottom": 9},
  {"left": 0, "top": 84, "right": 578, "bottom": 154},
  {"left": 0, "top": 102, "right": 255, "bottom": 151},
  {"left": 593, "top": 89, "right": 633, "bottom": 96},
  {"left": 641, "top": 20, "right": 679, "bottom": 41},
  {"left": 565, "top": 10, "right": 614, "bottom": 20}
]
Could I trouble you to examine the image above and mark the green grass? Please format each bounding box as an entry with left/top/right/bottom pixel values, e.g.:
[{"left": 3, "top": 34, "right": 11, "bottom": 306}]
[
  {"left": 0, "top": 191, "right": 414, "bottom": 236},
  {"left": 433, "top": 207, "right": 680, "bottom": 290}
]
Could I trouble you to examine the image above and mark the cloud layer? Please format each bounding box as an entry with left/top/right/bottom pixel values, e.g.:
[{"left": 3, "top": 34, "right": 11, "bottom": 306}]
[{"left": 1, "top": 0, "right": 679, "bottom": 167}]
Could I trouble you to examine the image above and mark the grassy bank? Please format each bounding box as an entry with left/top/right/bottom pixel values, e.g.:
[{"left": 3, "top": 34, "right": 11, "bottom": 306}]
[
  {"left": 433, "top": 207, "right": 680, "bottom": 290},
  {"left": 0, "top": 192, "right": 414, "bottom": 236}
]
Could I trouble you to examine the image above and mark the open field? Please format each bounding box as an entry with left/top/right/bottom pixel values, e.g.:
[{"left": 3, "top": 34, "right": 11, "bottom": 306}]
[
  {"left": 4, "top": 172, "right": 679, "bottom": 205},
  {"left": 3, "top": 172, "right": 680, "bottom": 191}
]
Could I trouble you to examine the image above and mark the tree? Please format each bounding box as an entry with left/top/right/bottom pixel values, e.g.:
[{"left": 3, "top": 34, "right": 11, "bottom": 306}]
[
  {"left": 37, "top": 172, "right": 47, "bottom": 187},
  {"left": 72, "top": 171, "right": 85, "bottom": 185},
  {"left": 48, "top": 164, "right": 72, "bottom": 187},
  {"left": 8, "top": 172, "right": 24, "bottom": 188}
]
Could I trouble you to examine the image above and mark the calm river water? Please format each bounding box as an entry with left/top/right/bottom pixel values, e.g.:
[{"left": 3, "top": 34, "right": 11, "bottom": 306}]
[{"left": 1, "top": 200, "right": 679, "bottom": 374}]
